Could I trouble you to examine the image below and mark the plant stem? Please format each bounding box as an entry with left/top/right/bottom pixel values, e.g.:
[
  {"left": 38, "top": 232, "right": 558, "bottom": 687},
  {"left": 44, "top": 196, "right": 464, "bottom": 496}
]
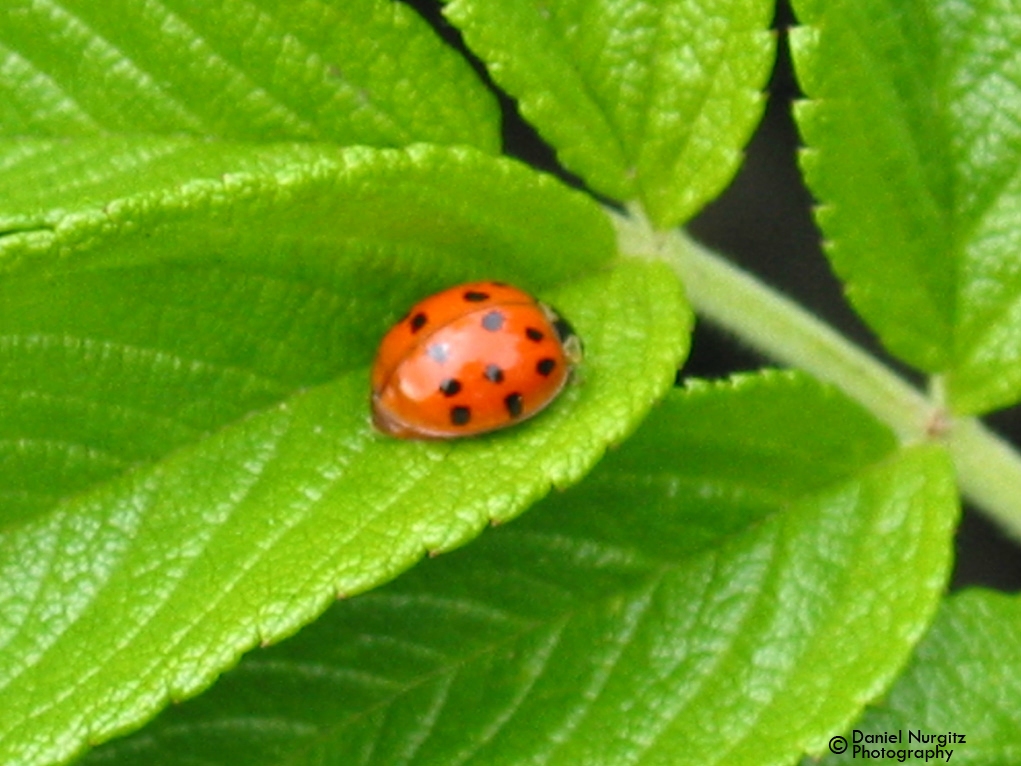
[{"left": 611, "top": 207, "right": 1021, "bottom": 541}]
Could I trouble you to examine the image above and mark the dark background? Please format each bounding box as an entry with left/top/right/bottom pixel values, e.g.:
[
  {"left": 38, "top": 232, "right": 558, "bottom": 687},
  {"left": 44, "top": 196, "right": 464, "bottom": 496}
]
[{"left": 407, "top": 0, "right": 1021, "bottom": 591}]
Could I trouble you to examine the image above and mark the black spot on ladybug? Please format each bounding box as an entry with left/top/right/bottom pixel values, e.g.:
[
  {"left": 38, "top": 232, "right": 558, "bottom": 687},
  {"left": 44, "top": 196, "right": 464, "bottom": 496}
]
[
  {"left": 536, "top": 358, "right": 557, "bottom": 376},
  {"left": 504, "top": 393, "right": 524, "bottom": 418},
  {"left": 427, "top": 342, "right": 449, "bottom": 363},
  {"left": 451, "top": 405, "right": 471, "bottom": 426},
  {"left": 525, "top": 327, "right": 544, "bottom": 342},
  {"left": 409, "top": 312, "right": 427, "bottom": 332},
  {"left": 482, "top": 310, "right": 505, "bottom": 332},
  {"left": 439, "top": 378, "right": 462, "bottom": 397},
  {"left": 484, "top": 364, "right": 504, "bottom": 383},
  {"left": 464, "top": 290, "right": 490, "bottom": 302}
]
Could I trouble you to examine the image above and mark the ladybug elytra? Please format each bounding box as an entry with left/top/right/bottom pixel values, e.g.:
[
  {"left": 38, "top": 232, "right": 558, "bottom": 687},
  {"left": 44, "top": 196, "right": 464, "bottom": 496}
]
[{"left": 371, "top": 281, "right": 582, "bottom": 439}]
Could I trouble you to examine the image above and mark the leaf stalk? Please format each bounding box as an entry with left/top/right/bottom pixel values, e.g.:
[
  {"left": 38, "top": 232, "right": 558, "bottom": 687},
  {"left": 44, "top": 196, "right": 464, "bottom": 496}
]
[{"left": 612, "top": 206, "right": 1021, "bottom": 541}]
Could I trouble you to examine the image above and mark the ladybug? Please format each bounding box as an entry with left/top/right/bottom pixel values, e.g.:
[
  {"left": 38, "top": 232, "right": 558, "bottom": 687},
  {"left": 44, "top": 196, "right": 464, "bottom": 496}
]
[{"left": 371, "top": 280, "right": 582, "bottom": 439}]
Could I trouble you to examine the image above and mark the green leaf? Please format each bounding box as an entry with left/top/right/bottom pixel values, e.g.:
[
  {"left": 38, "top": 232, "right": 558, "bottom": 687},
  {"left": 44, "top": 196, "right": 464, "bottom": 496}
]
[
  {"left": 78, "top": 372, "right": 958, "bottom": 766},
  {"left": 790, "top": 0, "right": 1021, "bottom": 415},
  {"left": 0, "top": 142, "right": 692, "bottom": 765},
  {"left": 443, "top": 0, "right": 775, "bottom": 229},
  {"left": 818, "top": 589, "right": 1021, "bottom": 765},
  {"left": 0, "top": 138, "right": 603, "bottom": 276},
  {"left": 0, "top": 0, "right": 499, "bottom": 150}
]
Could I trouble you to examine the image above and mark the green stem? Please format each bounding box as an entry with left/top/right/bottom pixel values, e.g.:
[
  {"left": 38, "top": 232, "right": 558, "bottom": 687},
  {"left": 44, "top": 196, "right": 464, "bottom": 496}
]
[{"left": 611, "top": 207, "right": 1021, "bottom": 540}]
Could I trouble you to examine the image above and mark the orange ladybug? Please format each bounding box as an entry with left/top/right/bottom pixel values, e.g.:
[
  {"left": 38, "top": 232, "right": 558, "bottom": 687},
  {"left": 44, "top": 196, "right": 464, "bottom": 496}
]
[{"left": 371, "top": 281, "right": 582, "bottom": 439}]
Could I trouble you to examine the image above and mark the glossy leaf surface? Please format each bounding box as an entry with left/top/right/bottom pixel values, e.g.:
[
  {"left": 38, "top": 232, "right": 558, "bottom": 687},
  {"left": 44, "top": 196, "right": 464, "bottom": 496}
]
[
  {"left": 80, "top": 373, "right": 959, "bottom": 766},
  {"left": 0, "top": 142, "right": 692, "bottom": 765},
  {"left": 444, "top": 0, "right": 775, "bottom": 228},
  {"left": 820, "top": 589, "right": 1021, "bottom": 764},
  {"left": 0, "top": 0, "right": 499, "bottom": 149},
  {"left": 792, "top": 0, "right": 1021, "bottom": 414}
]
